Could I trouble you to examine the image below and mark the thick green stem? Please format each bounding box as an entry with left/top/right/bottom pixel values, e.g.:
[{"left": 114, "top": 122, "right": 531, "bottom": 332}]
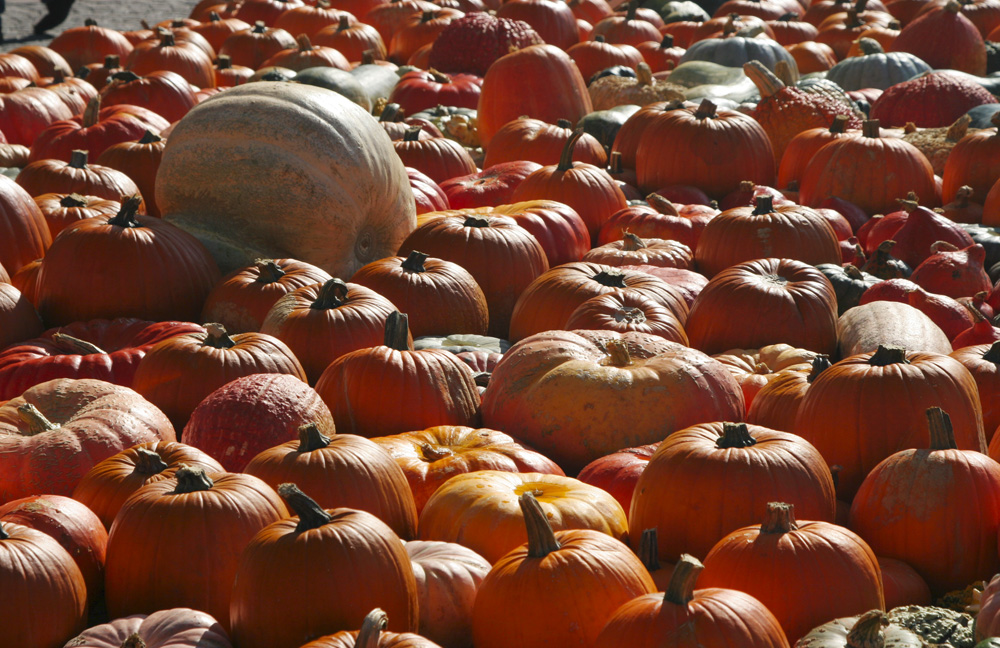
[
  {"left": 298, "top": 422, "right": 332, "bottom": 452},
  {"left": 108, "top": 195, "right": 143, "bottom": 228},
  {"left": 868, "top": 345, "right": 908, "bottom": 366},
  {"left": 312, "top": 278, "right": 350, "bottom": 309},
  {"left": 401, "top": 250, "right": 428, "bottom": 273},
  {"left": 278, "top": 483, "right": 333, "bottom": 532},
  {"left": 133, "top": 447, "right": 169, "bottom": 475},
  {"left": 17, "top": 404, "right": 59, "bottom": 436},
  {"left": 760, "top": 502, "right": 797, "bottom": 534},
  {"left": 173, "top": 465, "right": 214, "bottom": 494},
  {"left": 716, "top": 422, "right": 757, "bottom": 449},
  {"left": 254, "top": 259, "right": 286, "bottom": 284}
]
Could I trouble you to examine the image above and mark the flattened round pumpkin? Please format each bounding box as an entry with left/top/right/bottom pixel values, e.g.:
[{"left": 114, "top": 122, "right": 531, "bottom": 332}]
[{"left": 156, "top": 82, "right": 416, "bottom": 277}]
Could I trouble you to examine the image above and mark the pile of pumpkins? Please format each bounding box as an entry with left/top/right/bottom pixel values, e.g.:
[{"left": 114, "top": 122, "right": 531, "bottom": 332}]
[{"left": 3, "top": 0, "right": 1000, "bottom": 645}]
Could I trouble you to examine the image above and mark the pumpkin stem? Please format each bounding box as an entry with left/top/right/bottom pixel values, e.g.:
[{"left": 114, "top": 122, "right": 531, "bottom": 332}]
[
  {"left": 133, "top": 447, "right": 169, "bottom": 475},
  {"left": 202, "top": 323, "right": 237, "bottom": 349},
  {"left": 953, "top": 186, "right": 973, "bottom": 206},
  {"left": 172, "top": 465, "right": 214, "bottom": 494},
  {"left": 138, "top": 130, "right": 163, "bottom": 144},
  {"left": 159, "top": 30, "right": 176, "bottom": 47},
  {"left": 252, "top": 20, "right": 267, "bottom": 33},
  {"left": 51, "top": 332, "right": 106, "bottom": 355},
  {"left": 312, "top": 278, "right": 350, "bottom": 309},
  {"left": 983, "top": 341, "right": 1000, "bottom": 364},
  {"left": 646, "top": 193, "right": 680, "bottom": 216},
  {"left": 427, "top": 68, "right": 450, "bottom": 84},
  {"left": 69, "top": 149, "right": 89, "bottom": 169},
  {"left": 752, "top": 194, "right": 774, "bottom": 214},
  {"left": 862, "top": 120, "right": 880, "bottom": 138},
  {"left": 930, "top": 240, "right": 959, "bottom": 253},
  {"left": 85, "top": 17, "right": 98, "bottom": 25},
  {"left": 639, "top": 527, "right": 660, "bottom": 571},
  {"left": 384, "top": 311, "right": 410, "bottom": 351},
  {"left": 593, "top": 269, "right": 628, "bottom": 288},
  {"left": 420, "top": 443, "right": 453, "bottom": 461},
  {"left": 520, "top": 491, "right": 561, "bottom": 558},
  {"left": 716, "top": 422, "right": 757, "bottom": 449},
  {"left": 17, "top": 404, "right": 60, "bottom": 436},
  {"left": 604, "top": 338, "right": 632, "bottom": 367},
  {"left": 660, "top": 33, "right": 674, "bottom": 48},
  {"left": 402, "top": 125, "right": 423, "bottom": 141},
  {"left": 464, "top": 215, "right": 491, "bottom": 228},
  {"left": 295, "top": 33, "right": 314, "bottom": 51},
  {"left": 0, "top": 524, "right": 9, "bottom": 540},
  {"left": 107, "top": 195, "right": 143, "bottom": 228},
  {"left": 635, "top": 62, "right": 653, "bottom": 86},
  {"left": 774, "top": 60, "right": 798, "bottom": 85},
  {"left": 217, "top": 54, "right": 232, "bottom": 69},
  {"left": 694, "top": 99, "right": 717, "bottom": 120},
  {"left": 844, "top": 610, "right": 887, "bottom": 648},
  {"left": 845, "top": 263, "right": 864, "bottom": 280},
  {"left": 946, "top": 114, "right": 971, "bottom": 142},
  {"left": 926, "top": 407, "right": 957, "bottom": 451},
  {"left": 420, "top": 9, "right": 435, "bottom": 22},
  {"left": 59, "top": 193, "right": 88, "bottom": 208},
  {"left": 361, "top": 49, "right": 377, "bottom": 65},
  {"left": 557, "top": 129, "right": 586, "bottom": 172},
  {"left": 624, "top": 0, "right": 639, "bottom": 20},
  {"left": 355, "top": 609, "right": 389, "bottom": 648},
  {"left": 743, "top": 61, "right": 785, "bottom": 100},
  {"left": 830, "top": 114, "right": 849, "bottom": 133},
  {"left": 82, "top": 96, "right": 102, "bottom": 128},
  {"left": 608, "top": 151, "right": 624, "bottom": 174},
  {"left": 613, "top": 307, "right": 646, "bottom": 324},
  {"left": 868, "top": 344, "right": 908, "bottom": 366},
  {"left": 209, "top": 10, "right": 221, "bottom": 20},
  {"left": 111, "top": 70, "right": 141, "bottom": 83},
  {"left": 298, "top": 422, "right": 332, "bottom": 452},
  {"left": 338, "top": 14, "right": 351, "bottom": 31},
  {"left": 254, "top": 259, "right": 286, "bottom": 283},
  {"left": 807, "top": 355, "right": 832, "bottom": 383},
  {"left": 622, "top": 232, "right": 646, "bottom": 251},
  {"left": 121, "top": 633, "right": 147, "bottom": 648},
  {"left": 400, "top": 250, "right": 429, "bottom": 273},
  {"left": 278, "top": 483, "right": 333, "bottom": 532},
  {"left": 663, "top": 554, "right": 704, "bottom": 605},
  {"left": 556, "top": 118, "right": 573, "bottom": 129},
  {"left": 380, "top": 103, "right": 402, "bottom": 122},
  {"left": 760, "top": 502, "right": 797, "bottom": 534}
]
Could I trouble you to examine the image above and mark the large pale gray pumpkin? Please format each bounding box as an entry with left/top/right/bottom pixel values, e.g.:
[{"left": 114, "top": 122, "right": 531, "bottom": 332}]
[{"left": 156, "top": 82, "right": 416, "bottom": 277}]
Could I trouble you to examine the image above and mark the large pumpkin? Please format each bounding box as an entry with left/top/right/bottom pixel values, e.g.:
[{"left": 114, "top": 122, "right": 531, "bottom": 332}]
[{"left": 156, "top": 82, "right": 416, "bottom": 277}]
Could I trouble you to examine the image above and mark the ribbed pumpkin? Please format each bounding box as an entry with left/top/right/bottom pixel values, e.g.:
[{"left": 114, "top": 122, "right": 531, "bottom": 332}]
[
  {"left": 891, "top": 0, "right": 986, "bottom": 75},
  {"left": 951, "top": 342, "right": 1000, "bottom": 441},
  {"left": 850, "top": 407, "right": 1000, "bottom": 595},
  {"left": 299, "top": 609, "right": 442, "bottom": 648},
  {"left": 398, "top": 212, "right": 548, "bottom": 339},
  {"left": 371, "top": 425, "right": 564, "bottom": 513},
  {"left": 583, "top": 233, "right": 693, "bottom": 270},
  {"left": 777, "top": 115, "right": 856, "bottom": 190},
  {"left": 476, "top": 44, "right": 592, "bottom": 147},
  {"left": 126, "top": 29, "right": 216, "bottom": 89},
  {"left": 245, "top": 423, "right": 418, "bottom": 539},
  {"left": 566, "top": 37, "right": 644, "bottom": 85},
  {"left": 799, "top": 120, "right": 937, "bottom": 215},
  {"left": 698, "top": 502, "right": 884, "bottom": 644},
  {"left": 508, "top": 262, "right": 689, "bottom": 342},
  {"left": 99, "top": 70, "right": 197, "bottom": 124},
  {"left": 481, "top": 330, "right": 744, "bottom": 473},
  {"left": 942, "top": 112, "right": 1000, "bottom": 205},
  {"left": 0, "top": 520, "right": 87, "bottom": 648},
  {"left": 794, "top": 345, "right": 986, "bottom": 499},
  {"left": 131, "top": 323, "right": 307, "bottom": 430},
  {"left": 629, "top": 422, "right": 835, "bottom": 562},
  {"left": 471, "top": 492, "right": 654, "bottom": 648},
  {"left": 314, "top": 312, "right": 480, "bottom": 437},
  {"left": 260, "top": 278, "right": 401, "bottom": 384},
  {"left": 481, "top": 117, "right": 607, "bottom": 170},
  {"left": 598, "top": 195, "right": 717, "bottom": 250},
  {"left": 0, "top": 175, "right": 51, "bottom": 276},
  {"left": 565, "top": 290, "right": 689, "bottom": 344},
  {"left": 72, "top": 441, "right": 224, "bottom": 529},
  {"left": 218, "top": 20, "right": 296, "bottom": 68},
  {"left": 694, "top": 196, "right": 841, "bottom": 277},
  {"left": 635, "top": 99, "right": 776, "bottom": 198},
  {"left": 16, "top": 149, "right": 142, "bottom": 203},
  {"left": 685, "top": 258, "right": 839, "bottom": 356},
  {"left": 95, "top": 130, "right": 168, "bottom": 218},
  {"left": 593, "top": 555, "right": 791, "bottom": 648},
  {"left": 33, "top": 193, "right": 120, "bottom": 239},
  {"left": 229, "top": 484, "right": 419, "bottom": 648},
  {"left": 104, "top": 466, "right": 287, "bottom": 630},
  {"left": 747, "top": 355, "right": 833, "bottom": 432},
  {"left": 313, "top": 17, "right": 388, "bottom": 62},
  {"left": 201, "top": 258, "right": 333, "bottom": 334},
  {"left": 393, "top": 127, "right": 478, "bottom": 185}
]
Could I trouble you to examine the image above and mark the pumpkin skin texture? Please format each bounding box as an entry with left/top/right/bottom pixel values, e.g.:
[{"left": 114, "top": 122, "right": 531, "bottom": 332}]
[
  {"left": 0, "top": 283, "right": 42, "bottom": 350},
  {"left": 0, "top": 174, "right": 52, "bottom": 276},
  {"left": 0, "top": 318, "right": 204, "bottom": 402},
  {"left": 849, "top": 408, "right": 1000, "bottom": 596},
  {"left": 0, "top": 494, "right": 108, "bottom": 603},
  {"left": 299, "top": 609, "right": 442, "bottom": 648},
  {"left": 105, "top": 468, "right": 288, "bottom": 631},
  {"left": 183, "top": 373, "right": 335, "bottom": 472},
  {"left": 795, "top": 611, "right": 923, "bottom": 648},
  {"left": 694, "top": 197, "right": 841, "bottom": 277},
  {"left": 0, "top": 378, "right": 176, "bottom": 504},
  {"left": 371, "top": 426, "right": 564, "bottom": 513},
  {"left": 59, "top": 608, "right": 233, "bottom": 648},
  {"left": 481, "top": 330, "right": 745, "bottom": 474},
  {"left": 685, "top": 258, "right": 839, "bottom": 357},
  {"left": 0, "top": 521, "right": 88, "bottom": 648},
  {"left": 471, "top": 493, "right": 655, "bottom": 648},
  {"left": 157, "top": 82, "right": 416, "bottom": 277},
  {"left": 629, "top": 422, "right": 836, "bottom": 563},
  {"left": 593, "top": 555, "right": 791, "bottom": 648},
  {"left": 72, "top": 440, "right": 224, "bottom": 529},
  {"left": 405, "top": 540, "right": 491, "bottom": 648},
  {"left": 244, "top": 425, "right": 418, "bottom": 540},
  {"left": 229, "top": 485, "right": 419, "bottom": 648},
  {"left": 131, "top": 324, "right": 307, "bottom": 431},
  {"left": 476, "top": 44, "right": 593, "bottom": 148},
  {"left": 698, "top": 502, "right": 885, "bottom": 645},
  {"left": 576, "top": 443, "right": 657, "bottom": 517},
  {"left": 794, "top": 346, "right": 986, "bottom": 500}
]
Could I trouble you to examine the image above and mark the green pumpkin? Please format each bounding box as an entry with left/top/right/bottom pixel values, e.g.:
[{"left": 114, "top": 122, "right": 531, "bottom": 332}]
[
  {"left": 646, "top": 0, "right": 708, "bottom": 22},
  {"left": 350, "top": 60, "right": 400, "bottom": 103},
  {"left": 978, "top": 640, "right": 1000, "bottom": 648},
  {"left": 293, "top": 67, "right": 372, "bottom": 111},
  {"left": 577, "top": 104, "right": 641, "bottom": 149},
  {"left": 826, "top": 38, "right": 930, "bottom": 91},
  {"left": 679, "top": 34, "right": 799, "bottom": 75},
  {"left": 816, "top": 263, "right": 880, "bottom": 315}
]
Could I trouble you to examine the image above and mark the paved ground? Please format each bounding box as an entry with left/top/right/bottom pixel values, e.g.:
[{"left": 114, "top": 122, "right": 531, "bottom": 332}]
[{"left": 2, "top": 0, "right": 197, "bottom": 52}]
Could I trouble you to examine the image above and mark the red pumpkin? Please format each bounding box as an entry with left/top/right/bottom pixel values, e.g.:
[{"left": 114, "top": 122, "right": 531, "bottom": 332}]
[
  {"left": 576, "top": 443, "right": 657, "bottom": 517},
  {"left": 0, "top": 378, "right": 176, "bottom": 503},
  {"left": 439, "top": 161, "right": 542, "bottom": 209}
]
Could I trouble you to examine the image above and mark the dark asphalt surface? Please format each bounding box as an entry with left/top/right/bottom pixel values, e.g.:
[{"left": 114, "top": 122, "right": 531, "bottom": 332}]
[{"left": 2, "top": 0, "right": 197, "bottom": 52}]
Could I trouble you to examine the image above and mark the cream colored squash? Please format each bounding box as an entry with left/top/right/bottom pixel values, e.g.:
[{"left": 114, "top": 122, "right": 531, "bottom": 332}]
[{"left": 156, "top": 82, "right": 416, "bottom": 277}]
